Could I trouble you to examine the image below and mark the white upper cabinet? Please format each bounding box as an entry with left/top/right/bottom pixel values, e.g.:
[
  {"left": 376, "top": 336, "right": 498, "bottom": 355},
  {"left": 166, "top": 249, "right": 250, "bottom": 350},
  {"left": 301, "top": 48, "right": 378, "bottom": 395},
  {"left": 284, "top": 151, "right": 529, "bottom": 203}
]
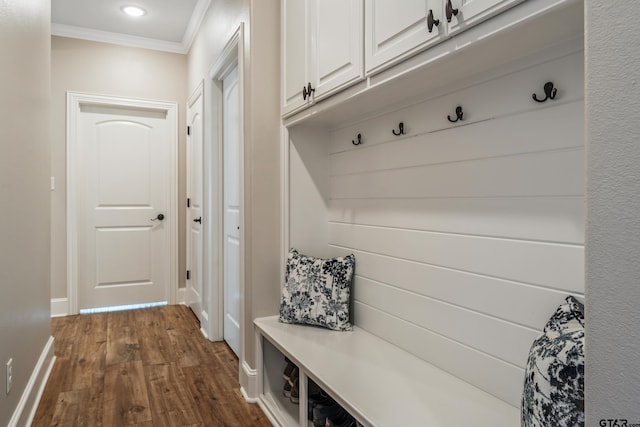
[
  {"left": 282, "top": 0, "right": 310, "bottom": 114},
  {"left": 445, "top": 0, "right": 525, "bottom": 35},
  {"left": 282, "top": 0, "right": 364, "bottom": 116},
  {"left": 365, "top": 0, "right": 445, "bottom": 74},
  {"left": 283, "top": 0, "right": 543, "bottom": 117},
  {"left": 312, "top": 0, "right": 364, "bottom": 98}
]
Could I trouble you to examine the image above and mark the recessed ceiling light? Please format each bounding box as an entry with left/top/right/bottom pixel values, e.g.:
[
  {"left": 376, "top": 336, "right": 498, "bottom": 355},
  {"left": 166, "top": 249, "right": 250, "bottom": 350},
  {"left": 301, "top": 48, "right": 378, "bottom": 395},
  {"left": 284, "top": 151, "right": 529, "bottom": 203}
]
[{"left": 121, "top": 5, "right": 147, "bottom": 17}]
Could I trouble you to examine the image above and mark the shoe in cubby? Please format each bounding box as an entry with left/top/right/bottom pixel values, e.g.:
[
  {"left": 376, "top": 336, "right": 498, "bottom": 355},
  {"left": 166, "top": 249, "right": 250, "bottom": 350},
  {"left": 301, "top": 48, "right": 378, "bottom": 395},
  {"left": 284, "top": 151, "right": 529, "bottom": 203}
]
[{"left": 283, "top": 357, "right": 296, "bottom": 382}]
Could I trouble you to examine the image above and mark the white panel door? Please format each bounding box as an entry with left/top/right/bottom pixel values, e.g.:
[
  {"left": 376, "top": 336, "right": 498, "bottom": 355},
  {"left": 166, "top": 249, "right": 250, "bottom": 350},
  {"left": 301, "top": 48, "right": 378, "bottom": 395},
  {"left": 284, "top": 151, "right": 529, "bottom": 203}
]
[
  {"left": 223, "top": 65, "right": 241, "bottom": 357},
  {"left": 187, "top": 85, "right": 205, "bottom": 324},
  {"left": 446, "top": 0, "right": 525, "bottom": 35},
  {"left": 312, "top": 0, "right": 364, "bottom": 98},
  {"left": 365, "top": 0, "right": 444, "bottom": 74},
  {"left": 79, "top": 105, "right": 171, "bottom": 310}
]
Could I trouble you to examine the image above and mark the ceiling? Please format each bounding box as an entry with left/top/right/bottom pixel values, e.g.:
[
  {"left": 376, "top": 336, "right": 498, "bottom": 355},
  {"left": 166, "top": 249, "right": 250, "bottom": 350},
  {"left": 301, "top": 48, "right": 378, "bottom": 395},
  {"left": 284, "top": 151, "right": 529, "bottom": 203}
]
[{"left": 51, "top": 0, "right": 211, "bottom": 54}]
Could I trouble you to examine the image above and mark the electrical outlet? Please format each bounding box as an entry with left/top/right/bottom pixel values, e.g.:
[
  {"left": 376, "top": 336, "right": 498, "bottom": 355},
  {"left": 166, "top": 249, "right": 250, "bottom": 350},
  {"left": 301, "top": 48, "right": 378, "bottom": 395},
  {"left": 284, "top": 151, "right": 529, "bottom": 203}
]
[{"left": 6, "top": 358, "right": 12, "bottom": 394}]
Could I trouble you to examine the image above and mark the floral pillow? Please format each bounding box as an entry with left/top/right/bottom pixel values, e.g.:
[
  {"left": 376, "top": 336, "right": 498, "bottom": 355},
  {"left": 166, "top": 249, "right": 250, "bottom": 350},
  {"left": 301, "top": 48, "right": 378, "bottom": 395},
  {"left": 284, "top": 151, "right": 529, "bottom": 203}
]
[
  {"left": 279, "top": 249, "right": 355, "bottom": 331},
  {"left": 521, "top": 296, "right": 585, "bottom": 427}
]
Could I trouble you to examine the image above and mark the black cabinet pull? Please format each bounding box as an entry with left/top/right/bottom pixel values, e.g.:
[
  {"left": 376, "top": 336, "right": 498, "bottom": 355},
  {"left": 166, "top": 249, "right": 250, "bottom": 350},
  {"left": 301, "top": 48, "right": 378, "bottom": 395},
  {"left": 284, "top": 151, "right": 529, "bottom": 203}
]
[
  {"left": 302, "top": 82, "right": 315, "bottom": 100},
  {"left": 427, "top": 9, "right": 440, "bottom": 33},
  {"left": 446, "top": 0, "right": 459, "bottom": 22},
  {"left": 193, "top": 217, "right": 202, "bottom": 224}
]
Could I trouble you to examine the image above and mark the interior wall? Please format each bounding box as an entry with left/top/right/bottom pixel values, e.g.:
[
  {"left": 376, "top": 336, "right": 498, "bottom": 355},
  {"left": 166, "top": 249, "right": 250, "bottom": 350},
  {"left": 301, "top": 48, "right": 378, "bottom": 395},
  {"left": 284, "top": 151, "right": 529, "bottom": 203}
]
[
  {"left": 187, "top": 0, "right": 247, "bottom": 91},
  {"left": 586, "top": 1, "right": 640, "bottom": 422},
  {"left": 187, "top": 0, "right": 281, "bottom": 373},
  {"left": 50, "top": 36, "right": 188, "bottom": 303},
  {"left": 0, "top": 0, "right": 52, "bottom": 424}
]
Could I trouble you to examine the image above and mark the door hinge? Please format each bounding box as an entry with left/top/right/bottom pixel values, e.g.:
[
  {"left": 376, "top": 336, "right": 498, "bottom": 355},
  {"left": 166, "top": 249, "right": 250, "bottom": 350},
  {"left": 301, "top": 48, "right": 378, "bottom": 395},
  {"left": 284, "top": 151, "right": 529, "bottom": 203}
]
[
  {"left": 186, "top": 270, "right": 190, "bottom": 280},
  {"left": 187, "top": 126, "right": 191, "bottom": 135},
  {"left": 187, "top": 197, "right": 190, "bottom": 207}
]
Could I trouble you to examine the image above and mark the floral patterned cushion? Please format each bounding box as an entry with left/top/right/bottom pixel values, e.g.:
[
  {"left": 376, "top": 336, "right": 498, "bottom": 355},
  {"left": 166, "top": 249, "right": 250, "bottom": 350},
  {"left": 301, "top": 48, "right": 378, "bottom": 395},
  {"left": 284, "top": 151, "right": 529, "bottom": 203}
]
[
  {"left": 521, "top": 296, "right": 585, "bottom": 427},
  {"left": 279, "top": 249, "right": 355, "bottom": 331}
]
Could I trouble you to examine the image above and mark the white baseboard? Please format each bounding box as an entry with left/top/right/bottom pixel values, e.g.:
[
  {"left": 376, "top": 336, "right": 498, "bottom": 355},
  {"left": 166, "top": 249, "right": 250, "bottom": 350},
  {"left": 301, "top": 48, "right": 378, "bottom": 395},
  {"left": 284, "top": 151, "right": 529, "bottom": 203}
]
[
  {"left": 8, "top": 336, "right": 56, "bottom": 427},
  {"left": 241, "top": 360, "right": 276, "bottom": 426},
  {"left": 50, "top": 298, "right": 68, "bottom": 317},
  {"left": 200, "top": 327, "right": 209, "bottom": 340},
  {"left": 176, "top": 287, "right": 186, "bottom": 304},
  {"left": 240, "top": 386, "right": 258, "bottom": 403},
  {"left": 240, "top": 360, "right": 258, "bottom": 401}
]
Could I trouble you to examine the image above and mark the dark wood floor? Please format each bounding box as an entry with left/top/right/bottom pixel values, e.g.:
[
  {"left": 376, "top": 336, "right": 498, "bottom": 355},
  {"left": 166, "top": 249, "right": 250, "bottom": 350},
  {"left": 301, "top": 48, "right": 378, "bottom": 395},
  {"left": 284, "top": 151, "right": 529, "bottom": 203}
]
[{"left": 33, "top": 305, "right": 271, "bottom": 427}]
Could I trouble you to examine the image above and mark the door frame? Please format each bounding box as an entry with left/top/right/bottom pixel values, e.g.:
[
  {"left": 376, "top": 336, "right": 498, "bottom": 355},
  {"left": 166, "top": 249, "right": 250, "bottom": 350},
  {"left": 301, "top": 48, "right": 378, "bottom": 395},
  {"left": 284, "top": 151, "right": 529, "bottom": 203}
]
[
  {"left": 206, "top": 24, "right": 245, "bottom": 347},
  {"left": 66, "top": 92, "right": 179, "bottom": 315}
]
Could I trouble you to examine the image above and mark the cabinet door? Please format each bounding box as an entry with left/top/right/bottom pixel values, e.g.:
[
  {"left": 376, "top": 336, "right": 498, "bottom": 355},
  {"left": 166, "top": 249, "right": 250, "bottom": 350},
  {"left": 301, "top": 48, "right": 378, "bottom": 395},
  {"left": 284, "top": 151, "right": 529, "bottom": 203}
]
[
  {"left": 282, "top": 0, "right": 310, "bottom": 114},
  {"left": 312, "top": 0, "right": 364, "bottom": 99},
  {"left": 446, "top": 0, "right": 525, "bottom": 35},
  {"left": 365, "top": 0, "right": 444, "bottom": 74}
]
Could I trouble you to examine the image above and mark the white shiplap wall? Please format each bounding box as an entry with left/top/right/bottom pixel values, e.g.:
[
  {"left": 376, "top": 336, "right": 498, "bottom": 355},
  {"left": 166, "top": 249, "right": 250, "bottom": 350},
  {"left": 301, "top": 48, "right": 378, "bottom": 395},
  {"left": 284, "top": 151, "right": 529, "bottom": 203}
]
[{"left": 320, "top": 49, "right": 585, "bottom": 408}]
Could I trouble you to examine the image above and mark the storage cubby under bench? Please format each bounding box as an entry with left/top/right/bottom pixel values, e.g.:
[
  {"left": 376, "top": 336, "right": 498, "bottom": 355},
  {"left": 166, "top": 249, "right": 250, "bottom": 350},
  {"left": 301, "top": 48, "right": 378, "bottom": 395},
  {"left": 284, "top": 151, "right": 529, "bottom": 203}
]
[{"left": 255, "top": 316, "right": 518, "bottom": 426}]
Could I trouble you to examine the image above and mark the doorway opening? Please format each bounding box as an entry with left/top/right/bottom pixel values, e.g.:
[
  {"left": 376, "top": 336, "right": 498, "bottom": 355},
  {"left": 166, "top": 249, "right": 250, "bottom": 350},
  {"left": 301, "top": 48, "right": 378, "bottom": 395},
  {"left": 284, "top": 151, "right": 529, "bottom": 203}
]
[{"left": 206, "top": 24, "right": 245, "bottom": 358}]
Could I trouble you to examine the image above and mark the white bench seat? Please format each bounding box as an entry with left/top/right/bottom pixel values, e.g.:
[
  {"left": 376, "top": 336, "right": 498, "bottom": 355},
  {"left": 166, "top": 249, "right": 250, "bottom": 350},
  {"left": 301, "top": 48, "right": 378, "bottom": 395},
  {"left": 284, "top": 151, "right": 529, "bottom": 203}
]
[{"left": 255, "top": 316, "right": 519, "bottom": 427}]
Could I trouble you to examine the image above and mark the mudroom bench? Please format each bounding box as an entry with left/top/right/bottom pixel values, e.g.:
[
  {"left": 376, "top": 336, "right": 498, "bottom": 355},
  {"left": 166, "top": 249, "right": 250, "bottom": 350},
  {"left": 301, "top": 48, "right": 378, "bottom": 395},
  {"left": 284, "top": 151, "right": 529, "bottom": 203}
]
[{"left": 255, "top": 316, "right": 519, "bottom": 427}]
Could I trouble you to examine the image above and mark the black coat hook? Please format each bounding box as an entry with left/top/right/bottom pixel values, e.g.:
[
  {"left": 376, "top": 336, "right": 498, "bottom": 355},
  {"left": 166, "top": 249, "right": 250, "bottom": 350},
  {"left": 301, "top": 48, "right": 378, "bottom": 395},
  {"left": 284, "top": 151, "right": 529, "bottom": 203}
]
[
  {"left": 447, "top": 106, "right": 464, "bottom": 123},
  {"left": 532, "top": 82, "right": 557, "bottom": 103},
  {"left": 392, "top": 122, "right": 404, "bottom": 136},
  {"left": 352, "top": 133, "right": 362, "bottom": 146}
]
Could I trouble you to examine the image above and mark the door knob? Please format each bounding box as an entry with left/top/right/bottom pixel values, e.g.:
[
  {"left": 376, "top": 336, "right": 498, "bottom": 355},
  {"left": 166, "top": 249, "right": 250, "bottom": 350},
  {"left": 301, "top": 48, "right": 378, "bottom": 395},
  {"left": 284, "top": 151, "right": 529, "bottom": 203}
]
[
  {"left": 193, "top": 217, "right": 202, "bottom": 224},
  {"left": 151, "top": 213, "right": 165, "bottom": 221}
]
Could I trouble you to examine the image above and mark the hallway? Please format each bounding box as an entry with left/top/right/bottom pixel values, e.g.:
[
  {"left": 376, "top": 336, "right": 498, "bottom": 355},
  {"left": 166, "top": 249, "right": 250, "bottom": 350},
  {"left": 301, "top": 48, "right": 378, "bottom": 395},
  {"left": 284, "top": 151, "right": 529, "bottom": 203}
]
[{"left": 32, "top": 305, "right": 270, "bottom": 426}]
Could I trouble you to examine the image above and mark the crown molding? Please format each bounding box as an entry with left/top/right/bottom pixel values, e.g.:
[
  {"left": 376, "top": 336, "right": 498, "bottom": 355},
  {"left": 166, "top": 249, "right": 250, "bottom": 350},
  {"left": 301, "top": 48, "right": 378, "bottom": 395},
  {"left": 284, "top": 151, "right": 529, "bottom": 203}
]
[
  {"left": 51, "top": 0, "right": 212, "bottom": 55},
  {"left": 182, "top": 0, "right": 211, "bottom": 53},
  {"left": 52, "top": 23, "right": 188, "bottom": 53}
]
